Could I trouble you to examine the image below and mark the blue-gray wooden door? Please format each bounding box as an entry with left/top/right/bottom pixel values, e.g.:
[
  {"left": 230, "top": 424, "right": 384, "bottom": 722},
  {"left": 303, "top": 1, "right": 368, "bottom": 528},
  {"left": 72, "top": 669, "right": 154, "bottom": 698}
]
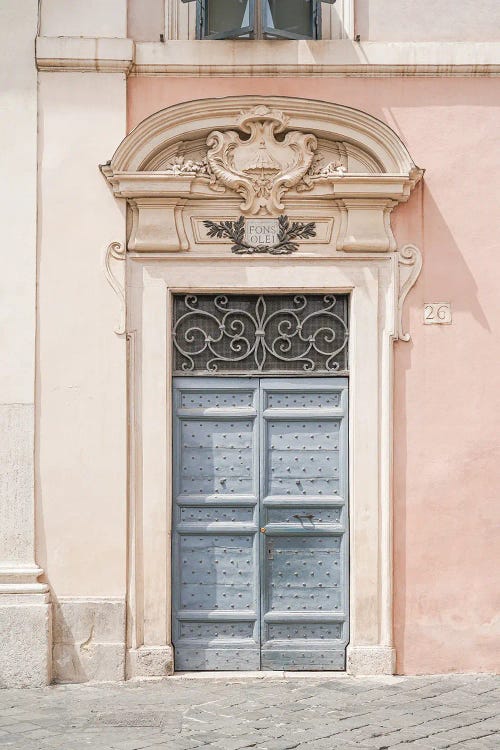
[{"left": 172, "top": 377, "right": 348, "bottom": 671}]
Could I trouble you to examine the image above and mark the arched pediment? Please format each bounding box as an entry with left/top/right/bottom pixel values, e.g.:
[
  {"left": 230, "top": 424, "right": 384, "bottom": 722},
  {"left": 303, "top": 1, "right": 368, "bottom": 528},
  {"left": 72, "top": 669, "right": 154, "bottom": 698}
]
[
  {"left": 106, "top": 96, "right": 418, "bottom": 176},
  {"left": 101, "top": 96, "right": 422, "bottom": 253}
]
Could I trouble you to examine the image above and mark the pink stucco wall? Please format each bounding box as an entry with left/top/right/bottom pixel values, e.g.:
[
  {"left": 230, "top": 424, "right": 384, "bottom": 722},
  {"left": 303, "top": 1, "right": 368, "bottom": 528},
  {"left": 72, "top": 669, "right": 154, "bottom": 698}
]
[{"left": 127, "top": 77, "right": 500, "bottom": 674}]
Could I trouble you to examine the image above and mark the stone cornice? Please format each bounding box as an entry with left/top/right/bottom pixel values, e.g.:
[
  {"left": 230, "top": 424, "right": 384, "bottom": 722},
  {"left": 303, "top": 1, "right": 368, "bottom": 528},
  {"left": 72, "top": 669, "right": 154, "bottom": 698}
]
[
  {"left": 132, "top": 40, "right": 500, "bottom": 77},
  {"left": 36, "top": 36, "right": 133, "bottom": 73},
  {"left": 36, "top": 37, "right": 500, "bottom": 76},
  {"left": 104, "top": 172, "right": 419, "bottom": 202}
]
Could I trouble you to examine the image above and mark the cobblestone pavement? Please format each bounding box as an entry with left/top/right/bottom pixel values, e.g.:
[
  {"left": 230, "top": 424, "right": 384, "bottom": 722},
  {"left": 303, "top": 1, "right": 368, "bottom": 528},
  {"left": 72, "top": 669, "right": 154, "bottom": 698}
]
[{"left": 0, "top": 674, "right": 498, "bottom": 750}]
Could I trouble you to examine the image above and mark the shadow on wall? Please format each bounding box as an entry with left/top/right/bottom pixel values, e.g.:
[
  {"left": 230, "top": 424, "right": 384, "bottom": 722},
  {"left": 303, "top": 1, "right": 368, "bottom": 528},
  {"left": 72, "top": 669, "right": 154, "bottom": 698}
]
[
  {"left": 392, "top": 175, "right": 493, "bottom": 673},
  {"left": 393, "top": 179, "right": 490, "bottom": 330}
]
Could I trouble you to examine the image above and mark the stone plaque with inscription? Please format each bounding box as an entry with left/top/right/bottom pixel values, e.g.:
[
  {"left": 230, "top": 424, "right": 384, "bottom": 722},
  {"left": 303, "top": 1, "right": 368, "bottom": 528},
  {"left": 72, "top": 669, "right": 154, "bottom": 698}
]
[{"left": 244, "top": 219, "right": 280, "bottom": 248}]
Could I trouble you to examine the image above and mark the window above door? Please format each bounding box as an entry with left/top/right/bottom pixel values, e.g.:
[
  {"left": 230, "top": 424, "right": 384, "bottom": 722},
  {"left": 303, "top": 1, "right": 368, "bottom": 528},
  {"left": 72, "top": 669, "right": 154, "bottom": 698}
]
[
  {"left": 173, "top": 293, "right": 349, "bottom": 376},
  {"left": 182, "top": 0, "right": 336, "bottom": 40}
]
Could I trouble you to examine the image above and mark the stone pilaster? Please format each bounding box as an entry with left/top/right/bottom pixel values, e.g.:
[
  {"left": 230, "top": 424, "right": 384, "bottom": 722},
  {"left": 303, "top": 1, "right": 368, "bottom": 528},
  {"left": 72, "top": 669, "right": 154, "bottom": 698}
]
[{"left": 0, "top": 1, "right": 51, "bottom": 687}]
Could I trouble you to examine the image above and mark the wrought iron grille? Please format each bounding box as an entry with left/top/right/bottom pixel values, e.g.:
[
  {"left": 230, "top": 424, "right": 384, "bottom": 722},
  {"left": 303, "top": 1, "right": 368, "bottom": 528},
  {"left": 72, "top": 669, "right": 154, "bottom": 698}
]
[{"left": 173, "top": 294, "right": 349, "bottom": 375}]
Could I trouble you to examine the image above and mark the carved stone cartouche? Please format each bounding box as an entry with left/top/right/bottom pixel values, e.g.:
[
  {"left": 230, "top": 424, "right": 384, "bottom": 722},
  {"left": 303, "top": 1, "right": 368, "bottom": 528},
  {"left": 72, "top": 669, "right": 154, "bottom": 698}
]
[
  {"left": 205, "top": 106, "right": 317, "bottom": 216},
  {"left": 159, "top": 106, "right": 351, "bottom": 215}
]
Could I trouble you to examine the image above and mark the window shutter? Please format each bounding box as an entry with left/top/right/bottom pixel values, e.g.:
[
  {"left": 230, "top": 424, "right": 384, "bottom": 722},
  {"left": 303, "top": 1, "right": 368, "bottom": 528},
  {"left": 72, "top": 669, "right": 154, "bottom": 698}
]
[
  {"left": 193, "top": 1, "right": 255, "bottom": 40},
  {"left": 262, "top": 0, "right": 319, "bottom": 40}
]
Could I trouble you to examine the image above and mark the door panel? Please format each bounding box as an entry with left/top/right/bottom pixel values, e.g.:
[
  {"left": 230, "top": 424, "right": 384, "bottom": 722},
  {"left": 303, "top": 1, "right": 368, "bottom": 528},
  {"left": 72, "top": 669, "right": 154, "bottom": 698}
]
[
  {"left": 172, "top": 376, "right": 348, "bottom": 671},
  {"left": 178, "top": 419, "right": 256, "bottom": 496},
  {"left": 259, "top": 379, "right": 348, "bottom": 671},
  {"left": 172, "top": 378, "right": 260, "bottom": 670},
  {"left": 265, "top": 419, "right": 341, "bottom": 496},
  {"left": 265, "top": 536, "right": 343, "bottom": 612}
]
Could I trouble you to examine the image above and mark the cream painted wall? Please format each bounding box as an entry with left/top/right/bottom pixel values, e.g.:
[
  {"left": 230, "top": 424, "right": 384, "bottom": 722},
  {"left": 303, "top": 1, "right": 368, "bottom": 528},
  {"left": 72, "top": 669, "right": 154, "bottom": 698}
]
[
  {"left": 126, "top": 76, "right": 500, "bottom": 674},
  {"left": 355, "top": 0, "right": 500, "bottom": 41},
  {"left": 40, "top": 0, "right": 127, "bottom": 38},
  {"left": 37, "top": 73, "right": 128, "bottom": 597},
  {"left": 128, "top": 0, "right": 165, "bottom": 42}
]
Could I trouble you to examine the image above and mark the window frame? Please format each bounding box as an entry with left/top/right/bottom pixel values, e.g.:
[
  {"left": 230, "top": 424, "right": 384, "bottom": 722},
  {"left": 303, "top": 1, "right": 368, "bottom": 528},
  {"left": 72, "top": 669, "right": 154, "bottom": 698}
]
[{"left": 194, "top": 0, "right": 322, "bottom": 41}]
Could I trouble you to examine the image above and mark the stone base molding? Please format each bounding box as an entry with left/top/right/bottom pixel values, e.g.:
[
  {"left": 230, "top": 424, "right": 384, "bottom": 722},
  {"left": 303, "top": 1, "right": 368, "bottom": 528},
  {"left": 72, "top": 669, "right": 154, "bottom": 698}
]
[
  {"left": 0, "top": 595, "right": 51, "bottom": 688},
  {"left": 126, "top": 647, "right": 174, "bottom": 680},
  {"left": 52, "top": 597, "right": 126, "bottom": 683},
  {"left": 347, "top": 646, "right": 396, "bottom": 676},
  {"left": 0, "top": 404, "right": 52, "bottom": 687}
]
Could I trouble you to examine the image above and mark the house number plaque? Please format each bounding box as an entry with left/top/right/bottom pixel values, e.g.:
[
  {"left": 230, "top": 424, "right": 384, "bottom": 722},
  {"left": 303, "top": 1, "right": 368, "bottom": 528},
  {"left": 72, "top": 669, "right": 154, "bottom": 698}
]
[
  {"left": 423, "top": 303, "right": 452, "bottom": 325},
  {"left": 203, "top": 215, "right": 316, "bottom": 255}
]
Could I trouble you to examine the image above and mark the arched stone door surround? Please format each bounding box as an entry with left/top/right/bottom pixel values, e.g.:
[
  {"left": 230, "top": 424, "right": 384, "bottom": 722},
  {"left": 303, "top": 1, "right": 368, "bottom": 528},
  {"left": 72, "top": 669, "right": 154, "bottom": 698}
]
[{"left": 102, "top": 96, "right": 423, "bottom": 676}]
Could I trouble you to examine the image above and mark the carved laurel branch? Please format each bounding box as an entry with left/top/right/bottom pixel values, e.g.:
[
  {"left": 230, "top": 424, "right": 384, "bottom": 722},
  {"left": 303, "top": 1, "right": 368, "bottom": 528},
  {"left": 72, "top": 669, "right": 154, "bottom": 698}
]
[
  {"left": 397, "top": 243, "right": 422, "bottom": 342},
  {"left": 203, "top": 215, "right": 316, "bottom": 255},
  {"left": 103, "top": 241, "right": 126, "bottom": 335}
]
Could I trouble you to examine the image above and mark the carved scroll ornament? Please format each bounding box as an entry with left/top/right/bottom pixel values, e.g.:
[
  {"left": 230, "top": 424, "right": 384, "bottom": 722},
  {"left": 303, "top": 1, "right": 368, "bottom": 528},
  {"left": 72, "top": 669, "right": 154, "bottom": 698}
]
[
  {"left": 206, "top": 106, "right": 317, "bottom": 216},
  {"left": 103, "top": 241, "right": 126, "bottom": 335},
  {"left": 397, "top": 244, "right": 422, "bottom": 341}
]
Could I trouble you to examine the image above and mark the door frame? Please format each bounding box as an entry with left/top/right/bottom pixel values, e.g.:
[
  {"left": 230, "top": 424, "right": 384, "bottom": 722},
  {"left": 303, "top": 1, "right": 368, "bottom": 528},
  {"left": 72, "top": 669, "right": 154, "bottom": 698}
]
[
  {"left": 124, "top": 255, "right": 397, "bottom": 677},
  {"left": 102, "top": 96, "right": 423, "bottom": 678}
]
